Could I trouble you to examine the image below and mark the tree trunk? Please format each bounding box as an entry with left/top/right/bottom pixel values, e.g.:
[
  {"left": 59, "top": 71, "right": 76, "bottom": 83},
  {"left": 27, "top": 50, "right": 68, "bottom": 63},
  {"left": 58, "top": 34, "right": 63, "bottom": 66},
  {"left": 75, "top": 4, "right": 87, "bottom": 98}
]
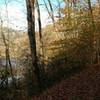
[
  {"left": 36, "top": 0, "right": 47, "bottom": 88},
  {"left": 26, "top": 0, "right": 46, "bottom": 91}
]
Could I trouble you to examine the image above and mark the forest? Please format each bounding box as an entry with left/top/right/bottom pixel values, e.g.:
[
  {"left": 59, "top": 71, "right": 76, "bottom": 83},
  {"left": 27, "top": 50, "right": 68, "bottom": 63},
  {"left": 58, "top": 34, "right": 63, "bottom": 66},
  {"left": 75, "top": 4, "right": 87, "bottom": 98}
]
[{"left": 0, "top": 0, "right": 100, "bottom": 100}]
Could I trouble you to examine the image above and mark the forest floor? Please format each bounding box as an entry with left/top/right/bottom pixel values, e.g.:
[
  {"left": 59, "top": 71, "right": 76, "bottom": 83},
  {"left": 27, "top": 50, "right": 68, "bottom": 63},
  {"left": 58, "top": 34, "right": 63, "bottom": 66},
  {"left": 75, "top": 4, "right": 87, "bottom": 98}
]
[{"left": 32, "top": 64, "right": 100, "bottom": 100}]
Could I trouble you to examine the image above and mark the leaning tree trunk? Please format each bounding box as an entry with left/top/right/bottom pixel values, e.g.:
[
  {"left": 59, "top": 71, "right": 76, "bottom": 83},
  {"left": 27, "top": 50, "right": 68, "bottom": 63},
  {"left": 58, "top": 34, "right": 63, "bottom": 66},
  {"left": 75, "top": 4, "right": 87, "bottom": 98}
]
[{"left": 43, "top": 0, "right": 55, "bottom": 25}]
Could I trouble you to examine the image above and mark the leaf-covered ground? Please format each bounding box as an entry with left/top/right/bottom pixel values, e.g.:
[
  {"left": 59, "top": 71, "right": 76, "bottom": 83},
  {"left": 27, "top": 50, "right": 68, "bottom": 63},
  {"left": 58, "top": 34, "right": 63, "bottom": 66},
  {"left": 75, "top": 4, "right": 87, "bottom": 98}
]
[{"left": 32, "top": 64, "right": 100, "bottom": 100}]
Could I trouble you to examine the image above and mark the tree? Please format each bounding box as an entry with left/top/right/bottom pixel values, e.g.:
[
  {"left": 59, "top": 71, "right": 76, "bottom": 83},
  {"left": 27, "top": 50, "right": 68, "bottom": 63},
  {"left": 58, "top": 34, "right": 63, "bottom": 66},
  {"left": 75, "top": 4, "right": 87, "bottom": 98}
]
[
  {"left": 0, "top": 19, "right": 16, "bottom": 88},
  {"left": 26, "top": 0, "right": 47, "bottom": 92},
  {"left": 43, "top": 0, "right": 55, "bottom": 25},
  {"left": 97, "top": 0, "right": 100, "bottom": 13}
]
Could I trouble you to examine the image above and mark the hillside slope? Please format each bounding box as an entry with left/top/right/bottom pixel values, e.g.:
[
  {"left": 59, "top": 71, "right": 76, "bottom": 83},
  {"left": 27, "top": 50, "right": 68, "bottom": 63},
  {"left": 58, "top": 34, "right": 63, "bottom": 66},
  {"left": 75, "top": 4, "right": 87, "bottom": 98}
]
[{"left": 33, "top": 64, "right": 100, "bottom": 100}]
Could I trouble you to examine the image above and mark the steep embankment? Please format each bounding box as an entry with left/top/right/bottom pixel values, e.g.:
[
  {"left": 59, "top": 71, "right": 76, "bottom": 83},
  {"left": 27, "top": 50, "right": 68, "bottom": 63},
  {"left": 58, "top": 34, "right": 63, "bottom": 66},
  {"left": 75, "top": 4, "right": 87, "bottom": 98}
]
[{"left": 33, "top": 64, "right": 100, "bottom": 100}]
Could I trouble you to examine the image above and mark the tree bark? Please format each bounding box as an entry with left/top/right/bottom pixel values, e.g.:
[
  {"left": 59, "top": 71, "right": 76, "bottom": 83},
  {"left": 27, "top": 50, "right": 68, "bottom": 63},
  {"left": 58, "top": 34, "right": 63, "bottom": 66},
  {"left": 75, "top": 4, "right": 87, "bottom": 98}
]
[{"left": 26, "top": 0, "right": 46, "bottom": 91}]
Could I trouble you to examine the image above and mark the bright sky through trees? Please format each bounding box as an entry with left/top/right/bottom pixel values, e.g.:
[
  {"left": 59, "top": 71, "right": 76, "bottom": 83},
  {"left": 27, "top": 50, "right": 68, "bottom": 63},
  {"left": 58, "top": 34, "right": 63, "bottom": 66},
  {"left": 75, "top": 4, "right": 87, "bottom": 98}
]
[
  {"left": 0, "top": 0, "right": 27, "bottom": 30},
  {"left": 0, "top": 0, "right": 66, "bottom": 31},
  {"left": 0, "top": 0, "right": 97, "bottom": 31}
]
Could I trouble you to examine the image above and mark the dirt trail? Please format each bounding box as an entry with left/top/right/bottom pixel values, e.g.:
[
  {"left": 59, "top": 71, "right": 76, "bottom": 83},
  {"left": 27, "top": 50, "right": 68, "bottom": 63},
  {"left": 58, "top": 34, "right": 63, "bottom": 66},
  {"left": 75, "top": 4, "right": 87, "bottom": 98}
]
[{"left": 32, "top": 64, "right": 100, "bottom": 100}]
